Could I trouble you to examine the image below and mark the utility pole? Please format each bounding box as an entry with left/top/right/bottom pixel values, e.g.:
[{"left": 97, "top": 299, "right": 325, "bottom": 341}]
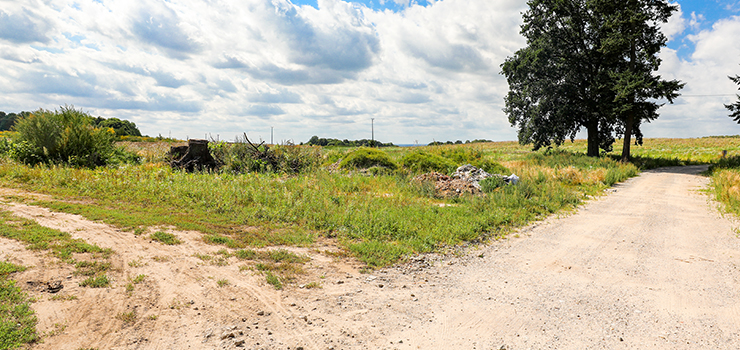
[
  {"left": 271, "top": 126, "right": 273, "bottom": 145},
  {"left": 371, "top": 118, "right": 374, "bottom": 147}
]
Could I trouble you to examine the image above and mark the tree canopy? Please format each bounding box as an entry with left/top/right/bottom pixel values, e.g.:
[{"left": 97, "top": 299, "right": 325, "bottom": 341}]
[
  {"left": 727, "top": 74, "right": 740, "bottom": 123},
  {"left": 501, "top": 0, "right": 683, "bottom": 158}
]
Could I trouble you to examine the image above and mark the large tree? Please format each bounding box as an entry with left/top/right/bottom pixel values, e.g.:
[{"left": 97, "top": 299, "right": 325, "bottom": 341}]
[
  {"left": 727, "top": 74, "right": 740, "bottom": 123},
  {"left": 501, "top": 0, "right": 683, "bottom": 158}
]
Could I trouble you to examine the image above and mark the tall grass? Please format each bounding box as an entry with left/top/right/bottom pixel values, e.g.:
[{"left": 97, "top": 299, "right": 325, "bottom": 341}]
[{"left": 0, "top": 146, "right": 637, "bottom": 266}]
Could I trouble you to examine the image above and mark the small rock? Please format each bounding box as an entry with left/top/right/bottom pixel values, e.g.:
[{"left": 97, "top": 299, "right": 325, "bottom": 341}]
[
  {"left": 336, "top": 280, "right": 344, "bottom": 284},
  {"left": 234, "top": 339, "right": 245, "bottom": 347},
  {"left": 221, "top": 331, "right": 235, "bottom": 340},
  {"left": 257, "top": 310, "right": 265, "bottom": 316}
]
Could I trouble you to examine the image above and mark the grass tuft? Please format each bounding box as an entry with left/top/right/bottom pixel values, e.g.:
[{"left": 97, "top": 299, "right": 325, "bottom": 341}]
[{"left": 150, "top": 231, "right": 181, "bottom": 245}]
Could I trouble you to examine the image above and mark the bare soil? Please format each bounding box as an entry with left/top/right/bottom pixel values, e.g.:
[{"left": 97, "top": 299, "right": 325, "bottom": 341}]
[{"left": 4, "top": 165, "right": 740, "bottom": 349}]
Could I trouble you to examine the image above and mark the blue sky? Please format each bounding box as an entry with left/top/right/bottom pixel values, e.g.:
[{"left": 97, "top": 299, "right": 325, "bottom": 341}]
[{"left": 0, "top": 0, "right": 739, "bottom": 144}]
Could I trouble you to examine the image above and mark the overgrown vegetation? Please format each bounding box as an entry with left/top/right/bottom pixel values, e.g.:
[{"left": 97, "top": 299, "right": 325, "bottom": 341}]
[
  {"left": 3, "top": 106, "right": 138, "bottom": 167},
  {"left": 0, "top": 261, "right": 37, "bottom": 349},
  {"left": 209, "top": 134, "right": 321, "bottom": 174},
  {"left": 0, "top": 137, "right": 732, "bottom": 268}
]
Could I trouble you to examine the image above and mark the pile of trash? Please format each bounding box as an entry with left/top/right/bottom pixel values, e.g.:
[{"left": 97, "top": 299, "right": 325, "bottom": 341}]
[{"left": 412, "top": 164, "right": 519, "bottom": 198}]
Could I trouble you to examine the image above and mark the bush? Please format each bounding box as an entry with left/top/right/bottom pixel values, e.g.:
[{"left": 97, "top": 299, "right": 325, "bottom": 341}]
[
  {"left": 480, "top": 176, "right": 507, "bottom": 193},
  {"left": 400, "top": 151, "right": 457, "bottom": 174},
  {"left": 10, "top": 106, "right": 137, "bottom": 167},
  {"left": 210, "top": 136, "right": 321, "bottom": 174},
  {"left": 339, "top": 148, "right": 396, "bottom": 170}
]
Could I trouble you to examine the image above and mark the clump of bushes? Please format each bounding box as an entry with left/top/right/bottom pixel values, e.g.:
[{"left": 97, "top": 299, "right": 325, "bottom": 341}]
[
  {"left": 400, "top": 151, "right": 456, "bottom": 174},
  {"left": 6, "top": 106, "right": 138, "bottom": 167},
  {"left": 209, "top": 134, "right": 321, "bottom": 174},
  {"left": 339, "top": 148, "right": 396, "bottom": 170}
]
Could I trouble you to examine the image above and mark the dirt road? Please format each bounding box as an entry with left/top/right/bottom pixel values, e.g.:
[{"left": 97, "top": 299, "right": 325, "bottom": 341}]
[{"left": 4, "top": 165, "right": 740, "bottom": 349}]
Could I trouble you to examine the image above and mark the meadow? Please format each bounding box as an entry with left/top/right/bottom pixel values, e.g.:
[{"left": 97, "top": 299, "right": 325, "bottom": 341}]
[
  {"left": 2, "top": 135, "right": 740, "bottom": 349},
  {"left": 4, "top": 136, "right": 739, "bottom": 267}
]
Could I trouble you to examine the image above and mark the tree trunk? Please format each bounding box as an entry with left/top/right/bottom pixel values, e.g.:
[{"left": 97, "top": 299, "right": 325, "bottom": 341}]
[
  {"left": 586, "top": 119, "right": 600, "bottom": 157},
  {"left": 621, "top": 111, "right": 634, "bottom": 162},
  {"left": 621, "top": 38, "right": 637, "bottom": 163}
]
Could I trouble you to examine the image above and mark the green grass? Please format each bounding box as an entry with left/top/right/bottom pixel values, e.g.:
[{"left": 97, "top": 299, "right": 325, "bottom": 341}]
[
  {"left": 265, "top": 272, "right": 282, "bottom": 290},
  {"left": 79, "top": 275, "right": 110, "bottom": 288},
  {"left": 150, "top": 231, "right": 181, "bottom": 245},
  {"left": 0, "top": 261, "right": 37, "bottom": 349},
  {"left": 0, "top": 141, "right": 653, "bottom": 267},
  {"left": 0, "top": 209, "right": 111, "bottom": 260}
]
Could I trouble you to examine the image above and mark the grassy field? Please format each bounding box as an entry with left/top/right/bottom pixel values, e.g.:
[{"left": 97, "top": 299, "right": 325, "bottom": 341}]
[
  {"left": 0, "top": 136, "right": 738, "bottom": 267},
  {"left": 2, "top": 136, "right": 740, "bottom": 349}
]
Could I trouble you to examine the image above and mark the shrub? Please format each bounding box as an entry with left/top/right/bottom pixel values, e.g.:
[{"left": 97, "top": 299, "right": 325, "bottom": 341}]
[
  {"left": 11, "top": 106, "right": 138, "bottom": 167},
  {"left": 400, "top": 151, "right": 457, "bottom": 174},
  {"left": 210, "top": 136, "right": 321, "bottom": 174},
  {"left": 480, "top": 176, "right": 507, "bottom": 193},
  {"left": 339, "top": 148, "right": 396, "bottom": 170}
]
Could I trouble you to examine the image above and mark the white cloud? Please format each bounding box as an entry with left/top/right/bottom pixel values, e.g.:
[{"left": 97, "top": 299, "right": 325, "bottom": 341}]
[
  {"left": 647, "top": 15, "right": 740, "bottom": 137},
  {"left": 0, "top": 0, "right": 738, "bottom": 144}
]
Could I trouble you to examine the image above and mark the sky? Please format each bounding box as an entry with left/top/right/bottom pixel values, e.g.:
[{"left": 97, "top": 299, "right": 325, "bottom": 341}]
[{"left": 0, "top": 0, "right": 739, "bottom": 145}]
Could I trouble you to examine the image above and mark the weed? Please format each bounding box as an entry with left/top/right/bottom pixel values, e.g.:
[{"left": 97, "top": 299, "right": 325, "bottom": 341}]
[
  {"left": 0, "top": 260, "right": 26, "bottom": 277},
  {"left": 116, "top": 311, "right": 136, "bottom": 324},
  {"left": 265, "top": 272, "right": 282, "bottom": 290},
  {"left": 217, "top": 279, "right": 230, "bottom": 287},
  {"left": 150, "top": 231, "right": 181, "bottom": 245},
  {"left": 0, "top": 278, "right": 38, "bottom": 348},
  {"left": 128, "top": 258, "right": 147, "bottom": 267},
  {"left": 74, "top": 260, "right": 111, "bottom": 276},
  {"left": 148, "top": 314, "right": 158, "bottom": 320},
  {"left": 152, "top": 256, "right": 170, "bottom": 262},
  {"left": 168, "top": 298, "right": 182, "bottom": 310},
  {"left": 132, "top": 274, "right": 146, "bottom": 284},
  {"left": 79, "top": 275, "right": 110, "bottom": 288},
  {"left": 304, "top": 281, "right": 321, "bottom": 289},
  {"left": 44, "top": 322, "right": 67, "bottom": 336},
  {"left": 235, "top": 249, "right": 257, "bottom": 260},
  {"left": 125, "top": 283, "right": 134, "bottom": 293}
]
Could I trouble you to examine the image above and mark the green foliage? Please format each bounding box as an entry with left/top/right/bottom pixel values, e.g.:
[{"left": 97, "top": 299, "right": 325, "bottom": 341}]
[
  {"left": 0, "top": 111, "right": 30, "bottom": 131},
  {"left": 92, "top": 117, "right": 142, "bottom": 137},
  {"left": 727, "top": 74, "right": 740, "bottom": 124},
  {"left": 480, "top": 176, "right": 507, "bottom": 193},
  {"left": 10, "top": 106, "right": 138, "bottom": 167},
  {"left": 210, "top": 136, "right": 321, "bottom": 174},
  {"left": 0, "top": 209, "right": 110, "bottom": 260},
  {"left": 339, "top": 148, "right": 396, "bottom": 170},
  {"left": 150, "top": 231, "right": 182, "bottom": 245},
  {"left": 79, "top": 275, "right": 110, "bottom": 288},
  {"left": 400, "top": 151, "right": 456, "bottom": 174},
  {"left": 305, "top": 135, "right": 395, "bottom": 147},
  {"left": 501, "top": 0, "right": 683, "bottom": 157},
  {"left": 264, "top": 272, "right": 282, "bottom": 290},
  {"left": 0, "top": 262, "right": 26, "bottom": 277},
  {"left": 0, "top": 278, "right": 38, "bottom": 349}
]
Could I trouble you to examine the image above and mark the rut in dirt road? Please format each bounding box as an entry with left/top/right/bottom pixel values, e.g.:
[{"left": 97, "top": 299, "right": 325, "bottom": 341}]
[{"left": 377, "top": 165, "right": 740, "bottom": 349}]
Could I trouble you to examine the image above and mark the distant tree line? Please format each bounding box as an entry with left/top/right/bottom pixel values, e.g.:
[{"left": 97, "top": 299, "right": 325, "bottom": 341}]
[
  {"left": 303, "top": 136, "right": 395, "bottom": 147},
  {"left": 0, "top": 111, "right": 31, "bottom": 131},
  {"left": 0, "top": 110, "right": 141, "bottom": 137},
  {"left": 428, "top": 139, "right": 493, "bottom": 146}
]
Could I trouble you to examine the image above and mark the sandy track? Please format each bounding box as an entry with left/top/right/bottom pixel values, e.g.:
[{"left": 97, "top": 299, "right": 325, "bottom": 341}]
[{"left": 3, "top": 165, "right": 740, "bottom": 349}]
